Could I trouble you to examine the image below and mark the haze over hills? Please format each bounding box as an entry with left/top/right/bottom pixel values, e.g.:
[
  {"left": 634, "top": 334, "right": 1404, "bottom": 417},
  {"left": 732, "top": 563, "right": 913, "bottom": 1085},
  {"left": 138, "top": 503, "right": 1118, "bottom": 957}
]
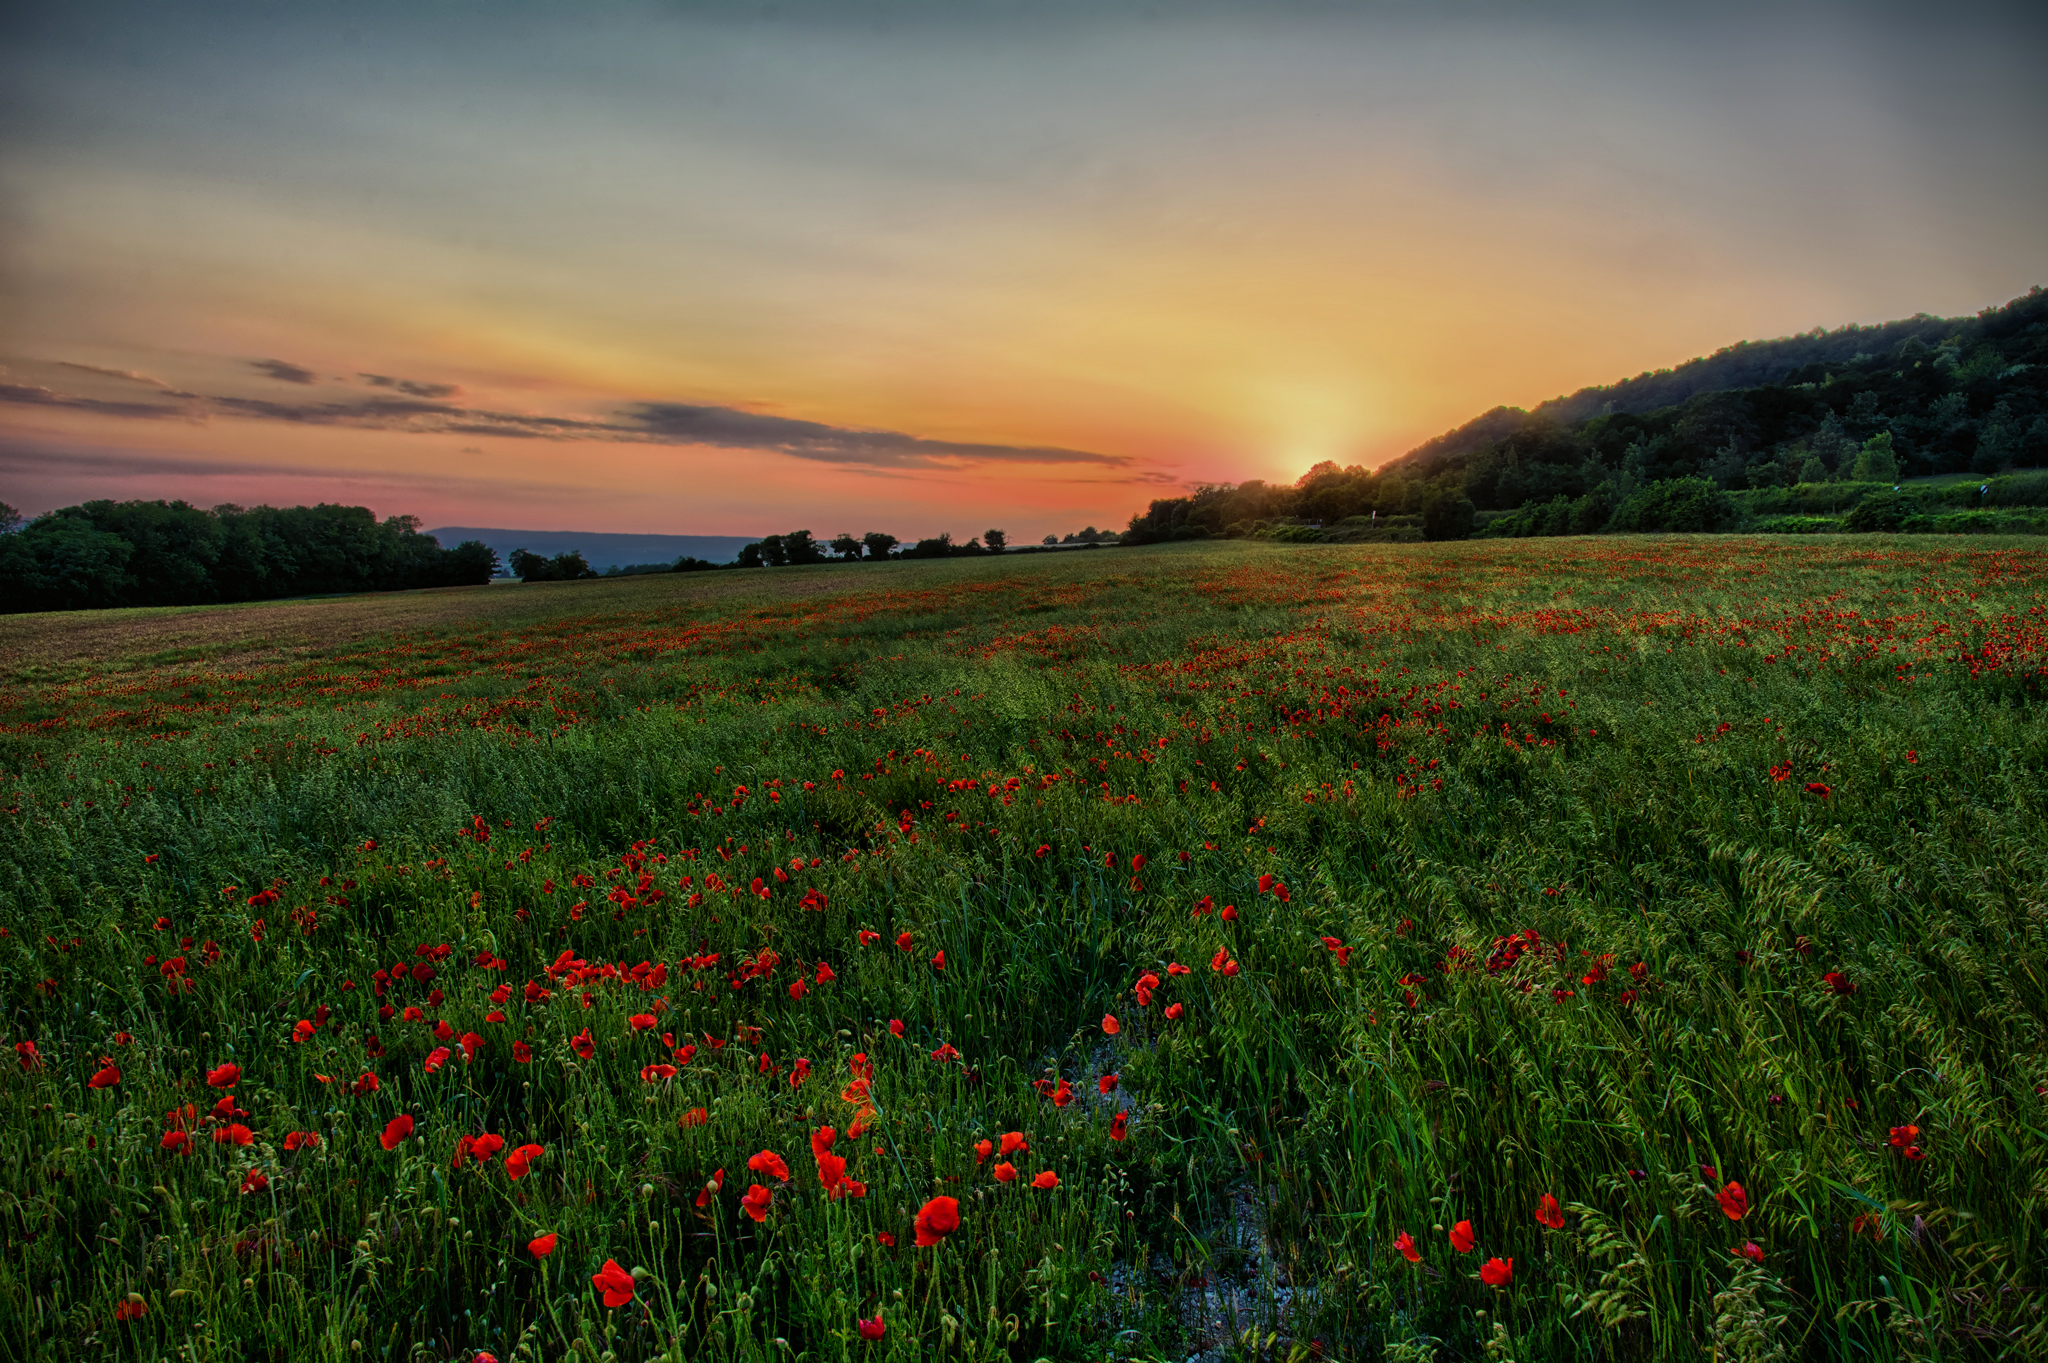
[{"left": 426, "top": 529, "right": 758, "bottom": 574}]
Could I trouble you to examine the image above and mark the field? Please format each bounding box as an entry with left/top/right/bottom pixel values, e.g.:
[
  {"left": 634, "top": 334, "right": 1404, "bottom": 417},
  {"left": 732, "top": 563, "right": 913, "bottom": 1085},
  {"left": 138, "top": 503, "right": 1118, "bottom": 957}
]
[{"left": 3, "top": 537, "right": 2045, "bottom": 1363}]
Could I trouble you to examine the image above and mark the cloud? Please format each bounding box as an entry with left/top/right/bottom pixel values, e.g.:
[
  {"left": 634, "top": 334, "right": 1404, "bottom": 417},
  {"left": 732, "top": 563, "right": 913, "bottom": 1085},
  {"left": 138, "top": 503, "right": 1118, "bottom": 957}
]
[
  {"left": 250, "top": 358, "right": 319, "bottom": 384},
  {"left": 360, "top": 372, "right": 462, "bottom": 399},
  {"left": 623, "top": 403, "right": 1130, "bottom": 468},
  {"left": 0, "top": 364, "right": 1136, "bottom": 472},
  {"left": 55, "top": 361, "right": 172, "bottom": 389}
]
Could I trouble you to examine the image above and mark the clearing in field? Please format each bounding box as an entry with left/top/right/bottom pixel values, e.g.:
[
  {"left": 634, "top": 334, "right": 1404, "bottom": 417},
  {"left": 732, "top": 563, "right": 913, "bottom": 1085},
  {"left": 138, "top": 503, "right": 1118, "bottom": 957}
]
[{"left": 3, "top": 537, "right": 2045, "bottom": 1362}]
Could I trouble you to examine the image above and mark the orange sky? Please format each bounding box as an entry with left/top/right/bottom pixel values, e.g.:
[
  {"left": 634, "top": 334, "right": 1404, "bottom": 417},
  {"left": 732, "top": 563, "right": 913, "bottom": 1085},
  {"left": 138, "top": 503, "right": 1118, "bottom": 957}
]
[{"left": 3, "top": 2, "right": 2044, "bottom": 541}]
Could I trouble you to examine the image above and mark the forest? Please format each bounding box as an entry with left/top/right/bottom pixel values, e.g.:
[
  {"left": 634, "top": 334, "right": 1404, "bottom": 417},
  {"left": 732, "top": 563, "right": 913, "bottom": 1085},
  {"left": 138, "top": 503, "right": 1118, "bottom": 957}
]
[
  {"left": 1123, "top": 285, "right": 2048, "bottom": 544},
  {"left": 0, "top": 500, "right": 500, "bottom": 613}
]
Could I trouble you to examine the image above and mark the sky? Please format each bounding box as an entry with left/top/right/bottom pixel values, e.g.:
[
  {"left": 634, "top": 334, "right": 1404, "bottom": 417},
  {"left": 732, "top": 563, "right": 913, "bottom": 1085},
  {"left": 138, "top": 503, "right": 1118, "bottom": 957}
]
[{"left": 2, "top": 0, "right": 2044, "bottom": 542}]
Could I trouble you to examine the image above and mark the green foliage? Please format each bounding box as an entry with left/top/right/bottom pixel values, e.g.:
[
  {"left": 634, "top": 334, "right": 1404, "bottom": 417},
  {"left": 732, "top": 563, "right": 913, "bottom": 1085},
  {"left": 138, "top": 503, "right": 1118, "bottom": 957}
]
[
  {"left": 1842, "top": 490, "right": 1928, "bottom": 533},
  {"left": 1606, "top": 478, "right": 1742, "bottom": 533},
  {"left": 3, "top": 540, "right": 2046, "bottom": 1361},
  {"left": 510, "top": 548, "right": 599, "bottom": 582}
]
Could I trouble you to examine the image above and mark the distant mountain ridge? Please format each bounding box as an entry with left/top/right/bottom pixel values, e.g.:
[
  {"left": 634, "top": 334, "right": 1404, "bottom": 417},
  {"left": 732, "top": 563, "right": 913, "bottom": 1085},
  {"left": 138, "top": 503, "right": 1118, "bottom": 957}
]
[{"left": 427, "top": 528, "right": 757, "bottom": 574}]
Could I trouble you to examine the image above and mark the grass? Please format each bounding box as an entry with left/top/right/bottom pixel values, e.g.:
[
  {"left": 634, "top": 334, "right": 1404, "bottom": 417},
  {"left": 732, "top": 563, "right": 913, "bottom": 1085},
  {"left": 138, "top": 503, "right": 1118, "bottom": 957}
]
[{"left": 2, "top": 536, "right": 2045, "bottom": 1362}]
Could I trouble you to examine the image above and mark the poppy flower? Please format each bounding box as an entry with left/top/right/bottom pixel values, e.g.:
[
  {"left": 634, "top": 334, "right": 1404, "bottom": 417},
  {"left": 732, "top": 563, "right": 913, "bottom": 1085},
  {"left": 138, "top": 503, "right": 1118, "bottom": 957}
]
[
  {"left": 292, "top": 1020, "right": 315, "bottom": 1044},
  {"left": 513, "top": 1040, "right": 532, "bottom": 1064},
  {"left": 1449, "top": 1221, "right": 1475, "bottom": 1253},
  {"left": 741, "top": 1183, "right": 774, "bottom": 1221},
  {"left": 930, "top": 1043, "right": 960, "bottom": 1064},
  {"left": 913, "top": 1195, "right": 960, "bottom": 1246},
  {"left": 239, "top": 1170, "right": 269, "bottom": 1195},
  {"left": 1535, "top": 1194, "right": 1564, "bottom": 1230},
  {"left": 1165, "top": 1002, "right": 1184, "bottom": 1019},
  {"left": 213, "top": 1123, "right": 254, "bottom": 1147},
  {"left": 89, "top": 1062, "right": 121, "bottom": 1089},
  {"left": 1717, "top": 1181, "right": 1748, "bottom": 1220},
  {"left": 876, "top": 1232, "right": 896, "bottom": 1247},
  {"left": 468, "top": 1133, "right": 505, "bottom": 1164},
  {"left": 160, "top": 1131, "right": 192, "bottom": 1155},
  {"left": 381, "top": 1114, "right": 414, "bottom": 1150},
  {"left": 115, "top": 1298, "right": 148, "bottom": 1321},
  {"left": 811, "top": 1126, "right": 838, "bottom": 1159},
  {"left": 529, "top": 1232, "right": 557, "bottom": 1257},
  {"left": 1733, "top": 1242, "right": 1763, "bottom": 1263},
  {"left": 284, "top": 1130, "right": 320, "bottom": 1151},
  {"left": 1031, "top": 1170, "right": 1059, "bottom": 1190},
  {"left": 895, "top": 932, "right": 915, "bottom": 951},
  {"left": 857, "top": 1312, "right": 886, "bottom": 1341},
  {"left": 629, "top": 1013, "right": 657, "bottom": 1032},
  {"left": 459, "top": 1032, "right": 483, "bottom": 1061},
  {"left": 1110, "top": 1112, "right": 1129, "bottom": 1141},
  {"left": 679, "top": 1106, "right": 709, "bottom": 1128},
  {"left": 1099, "top": 1074, "right": 1118, "bottom": 1094},
  {"left": 1221, "top": 959, "right": 1240, "bottom": 977},
  {"left": 974, "top": 1139, "right": 993, "bottom": 1164},
  {"left": 1166, "top": 962, "right": 1190, "bottom": 976},
  {"left": 206, "top": 1063, "right": 241, "bottom": 1088},
  {"left": 1000, "top": 1130, "right": 1028, "bottom": 1156},
  {"left": 1395, "top": 1231, "right": 1421, "bottom": 1263},
  {"left": 748, "top": 1150, "right": 791, "bottom": 1182},
  {"left": 789, "top": 978, "right": 809, "bottom": 1002},
  {"left": 571, "top": 1028, "right": 596, "bottom": 1059},
  {"left": 858, "top": 930, "right": 880, "bottom": 946},
  {"left": 695, "top": 1169, "right": 725, "bottom": 1207},
  {"left": 1051, "top": 1079, "right": 1074, "bottom": 1107},
  {"left": 817, "top": 1152, "right": 848, "bottom": 1193},
  {"left": 592, "top": 1258, "right": 636, "bottom": 1307},
  {"left": 992, "top": 1161, "right": 1018, "bottom": 1183},
  {"left": 640, "top": 1063, "right": 678, "bottom": 1082},
  {"left": 1102, "top": 1014, "right": 1120, "bottom": 1035},
  {"left": 930, "top": 951, "right": 945, "bottom": 971},
  {"left": 1221, "top": 904, "right": 1239, "bottom": 921},
  {"left": 424, "top": 1046, "right": 451, "bottom": 1073},
  {"left": 816, "top": 962, "right": 836, "bottom": 984},
  {"left": 1804, "top": 782, "right": 1832, "bottom": 798},
  {"left": 1035, "top": 844, "right": 1051, "bottom": 858},
  {"left": 505, "top": 1143, "right": 545, "bottom": 1180},
  {"left": 1822, "top": 973, "right": 1857, "bottom": 996},
  {"left": 1480, "top": 1257, "right": 1513, "bottom": 1287}
]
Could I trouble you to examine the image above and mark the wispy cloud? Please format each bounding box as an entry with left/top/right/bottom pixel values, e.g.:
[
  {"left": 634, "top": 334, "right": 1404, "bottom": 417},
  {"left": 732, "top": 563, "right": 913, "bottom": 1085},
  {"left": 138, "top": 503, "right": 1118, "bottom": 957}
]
[{"left": 0, "top": 365, "right": 1136, "bottom": 471}]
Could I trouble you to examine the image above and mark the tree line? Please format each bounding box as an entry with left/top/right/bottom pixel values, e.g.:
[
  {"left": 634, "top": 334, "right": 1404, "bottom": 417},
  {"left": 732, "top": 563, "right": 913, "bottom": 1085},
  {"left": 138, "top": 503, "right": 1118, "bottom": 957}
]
[
  {"left": 0, "top": 500, "right": 499, "bottom": 613},
  {"left": 1122, "top": 285, "right": 2048, "bottom": 544}
]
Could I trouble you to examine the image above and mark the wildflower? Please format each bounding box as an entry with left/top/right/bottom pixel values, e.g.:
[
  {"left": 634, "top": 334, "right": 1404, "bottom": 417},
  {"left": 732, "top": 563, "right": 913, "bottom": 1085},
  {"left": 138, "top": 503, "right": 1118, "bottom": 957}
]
[
  {"left": 914, "top": 1195, "right": 961, "bottom": 1246},
  {"left": 876, "top": 1232, "right": 896, "bottom": 1247},
  {"left": 206, "top": 1062, "right": 241, "bottom": 1088},
  {"left": 857, "top": 1313, "right": 886, "bottom": 1341},
  {"left": 1804, "top": 782, "right": 1832, "bottom": 798},
  {"left": 424, "top": 1046, "right": 451, "bottom": 1073},
  {"left": 529, "top": 1232, "right": 557, "bottom": 1257},
  {"left": 239, "top": 1169, "right": 269, "bottom": 1195},
  {"left": 1535, "top": 1194, "right": 1564, "bottom": 1230},
  {"left": 1035, "top": 844, "right": 1051, "bottom": 858},
  {"left": 1001, "top": 1131, "right": 1029, "bottom": 1157},
  {"left": 1449, "top": 1221, "right": 1475, "bottom": 1253},
  {"left": 89, "top": 1061, "right": 121, "bottom": 1090},
  {"left": 888, "top": 1019, "right": 905, "bottom": 1038},
  {"left": 1716, "top": 1181, "right": 1748, "bottom": 1220},
  {"left": 748, "top": 1150, "right": 791, "bottom": 1182},
  {"left": 741, "top": 1184, "right": 774, "bottom": 1221},
  {"left": 931, "top": 950, "right": 946, "bottom": 971},
  {"left": 1051, "top": 1078, "right": 1074, "bottom": 1107},
  {"left": 292, "top": 1020, "right": 316, "bottom": 1044},
  {"left": 993, "top": 1161, "right": 1017, "bottom": 1183},
  {"left": 629, "top": 1013, "right": 657, "bottom": 1031},
  {"left": 789, "top": 978, "right": 808, "bottom": 1001},
  {"left": 213, "top": 1123, "right": 254, "bottom": 1147},
  {"left": 679, "top": 1106, "right": 709, "bottom": 1128},
  {"left": 1395, "top": 1231, "right": 1421, "bottom": 1262},
  {"left": 930, "top": 1043, "right": 960, "bottom": 1064},
  {"left": 895, "top": 932, "right": 914, "bottom": 951},
  {"left": 791, "top": 1057, "right": 814, "bottom": 1085},
  {"left": 1110, "top": 1112, "right": 1129, "bottom": 1141},
  {"left": 1822, "top": 972, "right": 1857, "bottom": 996},
  {"left": 1031, "top": 1170, "right": 1059, "bottom": 1190},
  {"left": 1166, "top": 1002, "right": 1184, "bottom": 1019},
  {"left": 284, "top": 1131, "right": 320, "bottom": 1151},
  {"left": 591, "top": 1258, "right": 636, "bottom": 1308},
  {"left": 858, "top": 930, "right": 880, "bottom": 945},
  {"left": 1733, "top": 1242, "right": 1763, "bottom": 1263},
  {"left": 816, "top": 962, "right": 836, "bottom": 984},
  {"left": 1166, "top": 962, "right": 1190, "bottom": 976},
  {"left": 1099, "top": 1074, "right": 1118, "bottom": 1094},
  {"left": 570, "top": 1028, "right": 595, "bottom": 1059},
  {"left": 513, "top": 1040, "right": 532, "bottom": 1064},
  {"left": 505, "top": 1143, "right": 545, "bottom": 1179},
  {"left": 381, "top": 1114, "right": 414, "bottom": 1150},
  {"left": 1319, "top": 937, "right": 1352, "bottom": 966},
  {"left": 160, "top": 1131, "right": 192, "bottom": 1155},
  {"left": 1102, "top": 1014, "right": 1120, "bottom": 1035},
  {"left": 1480, "top": 1257, "right": 1513, "bottom": 1287},
  {"left": 115, "top": 1298, "right": 148, "bottom": 1322}
]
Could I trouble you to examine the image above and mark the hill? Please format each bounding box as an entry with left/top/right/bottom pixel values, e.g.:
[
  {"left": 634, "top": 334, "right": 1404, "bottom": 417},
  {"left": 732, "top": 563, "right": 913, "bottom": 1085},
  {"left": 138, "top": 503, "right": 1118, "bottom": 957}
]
[{"left": 426, "top": 527, "right": 758, "bottom": 574}]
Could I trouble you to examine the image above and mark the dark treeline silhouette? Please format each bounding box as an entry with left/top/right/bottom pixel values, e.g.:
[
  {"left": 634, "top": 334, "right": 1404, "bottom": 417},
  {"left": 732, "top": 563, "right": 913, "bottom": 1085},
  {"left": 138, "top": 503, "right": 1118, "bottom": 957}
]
[
  {"left": 1123, "top": 286, "right": 2048, "bottom": 543},
  {"left": 0, "top": 500, "right": 499, "bottom": 613}
]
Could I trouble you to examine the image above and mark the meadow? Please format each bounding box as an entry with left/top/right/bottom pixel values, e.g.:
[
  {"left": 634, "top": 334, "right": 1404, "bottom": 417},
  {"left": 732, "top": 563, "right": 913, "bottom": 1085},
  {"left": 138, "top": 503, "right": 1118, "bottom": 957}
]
[{"left": 2, "top": 537, "right": 2044, "bottom": 1363}]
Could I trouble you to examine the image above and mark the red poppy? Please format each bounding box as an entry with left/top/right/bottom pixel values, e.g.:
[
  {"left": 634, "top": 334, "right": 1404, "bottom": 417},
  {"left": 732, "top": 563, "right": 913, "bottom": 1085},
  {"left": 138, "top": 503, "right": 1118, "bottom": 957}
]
[
  {"left": 381, "top": 1114, "right": 414, "bottom": 1150},
  {"left": 1449, "top": 1221, "right": 1475, "bottom": 1253},
  {"left": 424, "top": 1046, "right": 451, "bottom": 1073},
  {"left": 1716, "top": 1181, "right": 1748, "bottom": 1220},
  {"left": 592, "top": 1258, "right": 636, "bottom": 1307},
  {"left": 505, "top": 1143, "right": 544, "bottom": 1179},
  {"left": 1804, "top": 782, "right": 1832, "bottom": 798},
  {"left": 1166, "top": 1002, "right": 1185, "bottom": 1019},
  {"left": 1000, "top": 1130, "right": 1028, "bottom": 1156},
  {"left": 1051, "top": 1079, "right": 1074, "bottom": 1107},
  {"left": 748, "top": 1150, "right": 791, "bottom": 1182},
  {"left": 292, "top": 1020, "right": 316, "bottom": 1044},
  {"left": 858, "top": 930, "right": 880, "bottom": 945},
  {"left": 914, "top": 1195, "right": 960, "bottom": 1246},
  {"left": 1534, "top": 1194, "right": 1564, "bottom": 1230},
  {"left": 1480, "top": 1256, "right": 1514, "bottom": 1287},
  {"left": 1099, "top": 1073, "right": 1118, "bottom": 1094},
  {"left": 213, "top": 1123, "right": 254, "bottom": 1147},
  {"left": 1395, "top": 1231, "right": 1421, "bottom": 1262},
  {"left": 974, "top": 1139, "right": 993, "bottom": 1164},
  {"left": 816, "top": 962, "right": 836, "bottom": 984},
  {"left": 789, "top": 978, "right": 809, "bottom": 1002},
  {"left": 876, "top": 1232, "right": 896, "bottom": 1247},
  {"left": 89, "top": 1062, "right": 121, "bottom": 1089},
  {"left": 695, "top": 1168, "right": 725, "bottom": 1207},
  {"left": 1822, "top": 972, "right": 1857, "bottom": 996},
  {"left": 741, "top": 1183, "right": 774, "bottom": 1221},
  {"left": 513, "top": 1040, "right": 532, "bottom": 1064},
  {"left": 529, "top": 1232, "right": 557, "bottom": 1257},
  {"left": 206, "top": 1062, "right": 241, "bottom": 1088},
  {"left": 629, "top": 1013, "right": 657, "bottom": 1031},
  {"left": 895, "top": 932, "right": 915, "bottom": 951},
  {"left": 239, "top": 1169, "right": 269, "bottom": 1195},
  {"left": 160, "top": 1131, "right": 192, "bottom": 1155},
  {"left": 1110, "top": 1112, "right": 1128, "bottom": 1141},
  {"left": 992, "top": 1161, "right": 1018, "bottom": 1183},
  {"left": 640, "top": 1063, "right": 678, "bottom": 1082},
  {"left": 679, "top": 1107, "right": 709, "bottom": 1128},
  {"left": 284, "top": 1130, "right": 320, "bottom": 1151},
  {"left": 888, "top": 1019, "right": 905, "bottom": 1037},
  {"left": 1035, "top": 844, "right": 1050, "bottom": 858},
  {"left": 468, "top": 1133, "right": 505, "bottom": 1164},
  {"left": 930, "top": 951, "right": 946, "bottom": 971},
  {"left": 1732, "top": 1242, "right": 1763, "bottom": 1263},
  {"left": 857, "top": 1312, "right": 886, "bottom": 1341},
  {"left": 571, "top": 1028, "right": 595, "bottom": 1059},
  {"left": 115, "top": 1298, "right": 147, "bottom": 1322},
  {"left": 1102, "top": 1014, "right": 1120, "bottom": 1035},
  {"left": 1031, "top": 1170, "right": 1059, "bottom": 1190}
]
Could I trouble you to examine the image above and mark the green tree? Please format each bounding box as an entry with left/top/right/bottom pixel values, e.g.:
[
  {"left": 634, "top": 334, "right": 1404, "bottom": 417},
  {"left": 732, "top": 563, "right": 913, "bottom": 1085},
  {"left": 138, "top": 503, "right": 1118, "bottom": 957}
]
[
  {"left": 861, "top": 532, "right": 899, "bottom": 560},
  {"left": 984, "top": 528, "right": 1007, "bottom": 552},
  {"left": 829, "top": 533, "right": 863, "bottom": 560},
  {"left": 1421, "top": 490, "right": 1476, "bottom": 541},
  {"left": 1849, "top": 432, "right": 1899, "bottom": 483}
]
